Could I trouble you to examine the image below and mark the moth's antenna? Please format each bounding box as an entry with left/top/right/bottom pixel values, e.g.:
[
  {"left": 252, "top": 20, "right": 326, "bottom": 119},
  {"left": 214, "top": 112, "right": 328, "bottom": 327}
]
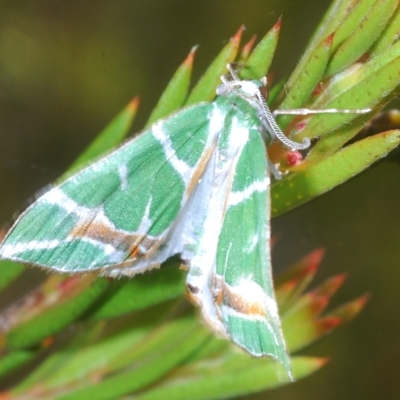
[
  {"left": 273, "top": 108, "right": 372, "bottom": 115},
  {"left": 255, "top": 91, "right": 311, "bottom": 150},
  {"left": 220, "top": 63, "right": 311, "bottom": 151}
]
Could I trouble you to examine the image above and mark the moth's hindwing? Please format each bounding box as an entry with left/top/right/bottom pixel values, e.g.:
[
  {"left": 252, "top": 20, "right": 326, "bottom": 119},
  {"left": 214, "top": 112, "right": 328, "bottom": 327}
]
[
  {"left": 216, "top": 117, "right": 290, "bottom": 372},
  {"left": 186, "top": 93, "right": 290, "bottom": 373}
]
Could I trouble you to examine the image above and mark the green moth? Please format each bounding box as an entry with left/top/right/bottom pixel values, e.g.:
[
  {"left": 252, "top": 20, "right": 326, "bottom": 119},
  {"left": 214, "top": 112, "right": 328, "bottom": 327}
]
[{"left": 0, "top": 66, "right": 355, "bottom": 379}]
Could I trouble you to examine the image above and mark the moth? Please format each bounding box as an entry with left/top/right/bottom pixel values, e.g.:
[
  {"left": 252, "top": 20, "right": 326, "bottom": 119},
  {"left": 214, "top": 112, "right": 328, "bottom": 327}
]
[{"left": 0, "top": 66, "right": 369, "bottom": 378}]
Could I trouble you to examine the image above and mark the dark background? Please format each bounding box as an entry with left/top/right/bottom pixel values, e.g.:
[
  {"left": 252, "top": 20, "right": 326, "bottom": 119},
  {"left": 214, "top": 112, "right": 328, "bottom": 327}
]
[{"left": 0, "top": 1, "right": 399, "bottom": 399}]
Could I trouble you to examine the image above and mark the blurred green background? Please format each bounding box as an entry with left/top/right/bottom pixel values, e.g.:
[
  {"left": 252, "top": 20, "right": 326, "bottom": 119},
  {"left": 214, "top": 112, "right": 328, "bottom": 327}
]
[{"left": 0, "top": 1, "right": 400, "bottom": 399}]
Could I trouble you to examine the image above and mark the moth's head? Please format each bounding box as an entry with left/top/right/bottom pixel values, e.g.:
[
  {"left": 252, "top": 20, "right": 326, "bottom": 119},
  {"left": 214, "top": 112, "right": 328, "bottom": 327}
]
[{"left": 216, "top": 77, "right": 267, "bottom": 99}]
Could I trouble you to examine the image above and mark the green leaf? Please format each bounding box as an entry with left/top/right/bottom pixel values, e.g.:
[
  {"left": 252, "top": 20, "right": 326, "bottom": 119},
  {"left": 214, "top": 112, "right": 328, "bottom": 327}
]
[
  {"left": 12, "top": 322, "right": 107, "bottom": 392},
  {"left": 3, "top": 276, "right": 109, "bottom": 349},
  {"left": 67, "top": 98, "right": 139, "bottom": 175},
  {"left": 276, "top": 33, "right": 333, "bottom": 129},
  {"left": 0, "top": 260, "right": 25, "bottom": 291},
  {"left": 370, "top": 5, "right": 400, "bottom": 55},
  {"left": 0, "top": 349, "right": 38, "bottom": 379},
  {"left": 13, "top": 301, "right": 180, "bottom": 395},
  {"left": 238, "top": 34, "right": 257, "bottom": 63},
  {"left": 272, "top": 130, "right": 400, "bottom": 217},
  {"left": 55, "top": 316, "right": 209, "bottom": 400},
  {"left": 275, "top": 249, "right": 324, "bottom": 311},
  {"left": 326, "top": 0, "right": 399, "bottom": 76},
  {"left": 282, "top": 274, "right": 345, "bottom": 352},
  {"left": 328, "top": 0, "right": 378, "bottom": 54},
  {"left": 303, "top": 39, "right": 400, "bottom": 160},
  {"left": 239, "top": 18, "right": 281, "bottom": 80},
  {"left": 130, "top": 355, "right": 327, "bottom": 400},
  {"left": 89, "top": 259, "right": 185, "bottom": 320},
  {"left": 283, "top": 0, "right": 353, "bottom": 90},
  {"left": 145, "top": 47, "right": 196, "bottom": 127},
  {"left": 185, "top": 26, "right": 243, "bottom": 105}
]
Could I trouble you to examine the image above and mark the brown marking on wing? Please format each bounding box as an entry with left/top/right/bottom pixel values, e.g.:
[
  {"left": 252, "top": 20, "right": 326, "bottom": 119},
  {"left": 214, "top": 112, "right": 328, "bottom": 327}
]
[
  {"left": 213, "top": 275, "right": 265, "bottom": 317},
  {"left": 70, "top": 220, "right": 162, "bottom": 261},
  {"left": 185, "top": 144, "right": 215, "bottom": 197},
  {"left": 127, "top": 236, "right": 155, "bottom": 259},
  {"left": 134, "top": 236, "right": 163, "bottom": 260},
  {"left": 127, "top": 245, "right": 140, "bottom": 259},
  {"left": 213, "top": 275, "right": 224, "bottom": 306},
  {"left": 70, "top": 220, "right": 141, "bottom": 250}
]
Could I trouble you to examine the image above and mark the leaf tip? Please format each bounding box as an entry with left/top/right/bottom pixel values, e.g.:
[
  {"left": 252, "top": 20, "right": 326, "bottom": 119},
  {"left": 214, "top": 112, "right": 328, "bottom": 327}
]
[
  {"left": 317, "top": 316, "right": 342, "bottom": 333},
  {"left": 274, "top": 16, "right": 282, "bottom": 31},
  {"left": 241, "top": 34, "right": 257, "bottom": 60},
  {"left": 317, "top": 273, "right": 347, "bottom": 297},
  {"left": 232, "top": 24, "right": 245, "bottom": 44},
  {"left": 349, "top": 294, "right": 370, "bottom": 315},
  {"left": 316, "top": 357, "right": 330, "bottom": 368},
  {"left": 309, "top": 294, "right": 330, "bottom": 315},
  {"left": 304, "top": 248, "right": 325, "bottom": 275},
  {"left": 184, "top": 46, "right": 198, "bottom": 67},
  {"left": 128, "top": 96, "right": 140, "bottom": 113}
]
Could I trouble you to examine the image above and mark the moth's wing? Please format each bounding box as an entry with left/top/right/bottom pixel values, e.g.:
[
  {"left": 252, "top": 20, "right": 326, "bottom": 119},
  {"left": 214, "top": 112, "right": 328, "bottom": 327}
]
[
  {"left": 214, "top": 123, "right": 291, "bottom": 375},
  {"left": 0, "top": 103, "right": 221, "bottom": 275}
]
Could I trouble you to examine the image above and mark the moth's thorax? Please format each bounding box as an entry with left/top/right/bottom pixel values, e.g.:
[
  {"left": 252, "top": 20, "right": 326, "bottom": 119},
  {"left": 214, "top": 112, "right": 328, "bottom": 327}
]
[{"left": 216, "top": 79, "right": 266, "bottom": 122}]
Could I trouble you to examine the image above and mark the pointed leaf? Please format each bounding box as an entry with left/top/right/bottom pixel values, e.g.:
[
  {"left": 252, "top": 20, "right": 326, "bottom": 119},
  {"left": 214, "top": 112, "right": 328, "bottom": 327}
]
[
  {"left": 327, "top": 0, "right": 399, "bottom": 76},
  {"left": 68, "top": 97, "right": 139, "bottom": 175},
  {"left": 13, "top": 322, "right": 107, "bottom": 392},
  {"left": 0, "top": 260, "right": 25, "bottom": 291},
  {"left": 272, "top": 130, "right": 400, "bottom": 217},
  {"left": 0, "top": 349, "right": 38, "bottom": 379},
  {"left": 145, "top": 47, "right": 196, "bottom": 127},
  {"left": 276, "top": 33, "right": 333, "bottom": 129},
  {"left": 185, "top": 26, "right": 243, "bottom": 105},
  {"left": 240, "top": 18, "right": 281, "bottom": 80},
  {"left": 3, "top": 276, "right": 109, "bottom": 349},
  {"left": 238, "top": 34, "right": 257, "bottom": 63},
  {"left": 322, "top": 294, "right": 369, "bottom": 327},
  {"left": 275, "top": 249, "right": 324, "bottom": 311},
  {"left": 284, "top": 0, "right": 354, "bottom": 89},
  {"left": 304, "top": 39, "right": 400, "bottom": 159},
  {"left": 131, "top": 355, "right": 327, "bottom": 400},
  {"left": 89, "top": 260, "right": 185, "bottom": 320},
  {"left": 282, "top": 275, "right": 346, "bottom": 352},
  {"left": 370, "top": 5, "right": 400, "bottom": 56},
  {"left": 54, "top": 318, "right": 209, "bottom": 400},
  {"left": 14, "top": 302, "right": 179, "bottom": 394}
]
